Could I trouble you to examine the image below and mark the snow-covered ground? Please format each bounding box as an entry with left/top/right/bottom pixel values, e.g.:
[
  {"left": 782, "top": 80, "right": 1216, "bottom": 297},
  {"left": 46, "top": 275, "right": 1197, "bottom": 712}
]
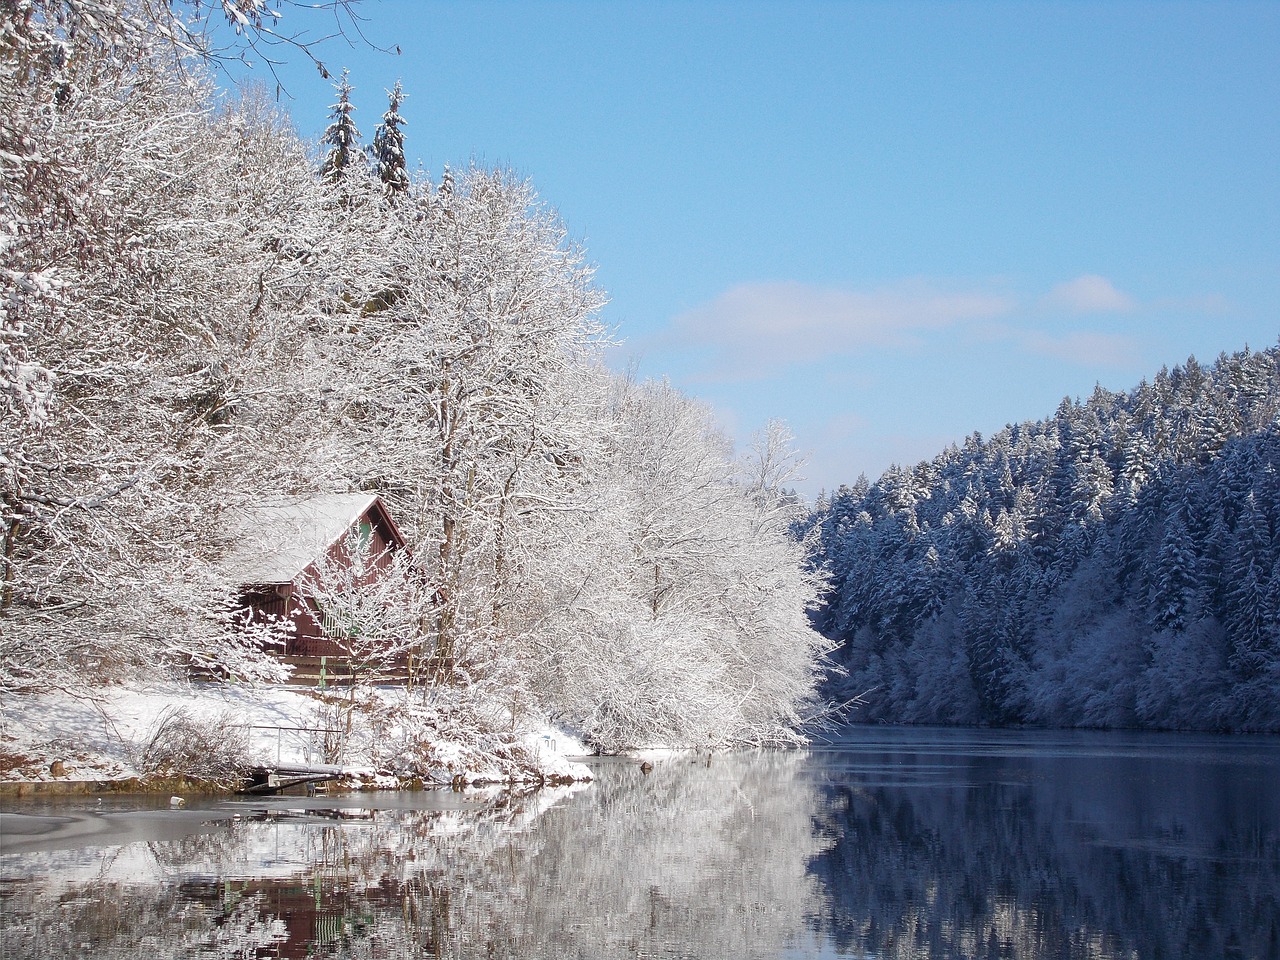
[{"left": 0, "top": 681, "right": 592, "bottom": 789}]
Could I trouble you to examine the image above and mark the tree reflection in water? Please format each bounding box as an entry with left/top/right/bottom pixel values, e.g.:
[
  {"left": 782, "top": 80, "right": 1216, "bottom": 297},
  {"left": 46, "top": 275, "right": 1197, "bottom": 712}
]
[
  {"left": 807, "top": 730, "right": 1280, "bottom": 959},
  {"left": 0, "top": 751, "right": 826, "bottom": 959},
  {"left": 2, "top": 732, "right": 1279, "bottom": 959}
]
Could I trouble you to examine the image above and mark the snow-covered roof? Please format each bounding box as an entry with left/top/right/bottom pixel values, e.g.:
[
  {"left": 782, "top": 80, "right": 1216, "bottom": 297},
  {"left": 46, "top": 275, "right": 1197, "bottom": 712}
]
[{"left": 223, "top": 493, "right": 383, "bottom": 585}]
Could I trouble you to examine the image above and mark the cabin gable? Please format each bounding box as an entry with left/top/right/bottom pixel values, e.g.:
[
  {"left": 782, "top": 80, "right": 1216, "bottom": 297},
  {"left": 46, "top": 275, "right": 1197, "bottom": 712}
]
[{"left": 228, "top": 494, "right": 408, "bottom": 660}]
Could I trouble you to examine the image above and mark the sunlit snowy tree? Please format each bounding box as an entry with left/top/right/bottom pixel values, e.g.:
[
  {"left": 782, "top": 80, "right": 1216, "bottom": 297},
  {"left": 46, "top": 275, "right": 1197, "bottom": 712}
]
[
  {"left": 320, "top": 69, "right": 362, "bottom": 181},
  {"left": 371, "top": 80, "right": 409, "bottom": 200}
]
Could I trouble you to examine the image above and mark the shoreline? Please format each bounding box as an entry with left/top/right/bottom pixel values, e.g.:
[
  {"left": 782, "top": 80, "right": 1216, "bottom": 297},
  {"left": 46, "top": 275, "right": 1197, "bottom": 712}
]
[
  {"left": 1, "top": 680, "right": 595, "bottom": 796},
  {"left": 0, "top": 767, "right": 591, "bottom": 800}
]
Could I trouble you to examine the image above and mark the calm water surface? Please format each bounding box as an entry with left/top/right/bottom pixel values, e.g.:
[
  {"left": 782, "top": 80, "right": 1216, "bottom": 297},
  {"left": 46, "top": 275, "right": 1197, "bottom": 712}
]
[{"left": 1, "top": 727, "right": 1278, "bottom": 959}]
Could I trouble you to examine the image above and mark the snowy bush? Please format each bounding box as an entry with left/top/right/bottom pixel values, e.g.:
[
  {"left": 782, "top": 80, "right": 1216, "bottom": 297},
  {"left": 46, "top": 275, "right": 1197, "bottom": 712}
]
[{"left": 134, "top": 707, "right": 250, "bottom": 785}]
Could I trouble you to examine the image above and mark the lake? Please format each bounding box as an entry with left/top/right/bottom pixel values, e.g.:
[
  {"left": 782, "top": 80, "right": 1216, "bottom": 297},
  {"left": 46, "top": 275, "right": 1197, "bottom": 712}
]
[{"left": 1, "top": 727, "right": 1278, "bottom": 959}]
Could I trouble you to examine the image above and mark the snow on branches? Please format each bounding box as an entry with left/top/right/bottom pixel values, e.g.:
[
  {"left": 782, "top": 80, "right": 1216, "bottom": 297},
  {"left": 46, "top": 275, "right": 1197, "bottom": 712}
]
[{"left": 0, "top": 14, "right": 832, "bottom": 750}]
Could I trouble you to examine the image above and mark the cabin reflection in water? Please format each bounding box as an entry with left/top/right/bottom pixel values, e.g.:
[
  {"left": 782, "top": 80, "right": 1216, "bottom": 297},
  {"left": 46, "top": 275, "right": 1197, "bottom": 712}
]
[{"left": 179, "top": 873, "right": 451, "bottom": 960}]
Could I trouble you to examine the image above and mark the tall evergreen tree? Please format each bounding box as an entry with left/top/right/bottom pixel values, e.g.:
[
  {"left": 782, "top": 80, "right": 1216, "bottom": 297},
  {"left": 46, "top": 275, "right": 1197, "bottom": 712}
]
[
  {"left": 320, "top": 69, "right": 363, "bottom": 181},
  {"left": 371, "top": 80, "right": 409, "bottom": 200},
  {"left": 1149, "top": 504, "right": 1198, "bottom": 633},
  {"left": 1224, "top": 491, "right": 1274, "bottom": 678}
]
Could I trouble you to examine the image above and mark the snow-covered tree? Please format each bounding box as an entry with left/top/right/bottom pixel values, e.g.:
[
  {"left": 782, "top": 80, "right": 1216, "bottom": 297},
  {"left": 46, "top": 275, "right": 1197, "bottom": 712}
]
[
  {"left": 530, "top": 378, "right": 832, "bottom": 750},
  {"left": 298, "top": 167, "right": 608, "bottom": 686},
  {"left": 320, "top": 69, "right": 362, "bottom": 180},
  {"left": 370, "top": 80, "right": 409, "bottom": 200},
  {"left": 1224, "top": 491, "right": 1274, "bottom": 679},
  {"left": 1149, "top": 504, "right": 1198, "bottom": 634}
]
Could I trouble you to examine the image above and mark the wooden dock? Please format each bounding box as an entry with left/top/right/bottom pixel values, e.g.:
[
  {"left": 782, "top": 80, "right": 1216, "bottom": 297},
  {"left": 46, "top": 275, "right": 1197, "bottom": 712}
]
[{"left": 240, "top": 762, "right": 348, "bottom": 795}]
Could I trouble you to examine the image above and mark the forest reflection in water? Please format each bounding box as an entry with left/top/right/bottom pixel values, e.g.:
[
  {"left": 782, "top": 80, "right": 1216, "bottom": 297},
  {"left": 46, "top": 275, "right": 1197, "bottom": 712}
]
[{"left": 1, "top": 729, "right": 1278, "bottom": 959}]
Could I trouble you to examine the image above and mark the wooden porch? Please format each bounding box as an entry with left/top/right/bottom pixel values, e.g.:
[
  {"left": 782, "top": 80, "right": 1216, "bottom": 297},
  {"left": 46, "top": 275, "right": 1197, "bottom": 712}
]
[{"left": 188, "top": 654, "right": 456, "bottom": 688}]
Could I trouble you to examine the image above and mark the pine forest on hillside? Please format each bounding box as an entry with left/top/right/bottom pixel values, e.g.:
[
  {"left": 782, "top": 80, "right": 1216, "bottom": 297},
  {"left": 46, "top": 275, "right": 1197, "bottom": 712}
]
[
  {"left": 805, "top": 345, "right": 1280, "bottom": 733},
  {"left": 0, "top": 1, "right": 829, "bottom": 751}
]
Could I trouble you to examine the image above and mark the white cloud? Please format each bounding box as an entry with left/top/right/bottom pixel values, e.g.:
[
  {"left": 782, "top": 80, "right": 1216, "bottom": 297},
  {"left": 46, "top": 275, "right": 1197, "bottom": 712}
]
[
  {"left": 628, "top": 271, "right": 1200, "bottom": 391},
  {"left": 656, "top": 280, "right": 1014, "bottom": 379},
  {"left": 1044, "top": 274, "right": 1136, "bottom": 313}
]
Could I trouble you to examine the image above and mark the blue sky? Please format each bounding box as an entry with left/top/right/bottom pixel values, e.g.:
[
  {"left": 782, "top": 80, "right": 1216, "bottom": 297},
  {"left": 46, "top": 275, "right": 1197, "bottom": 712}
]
[{"left": 222, "top": 0, "right": 1280, "bottom": 497}]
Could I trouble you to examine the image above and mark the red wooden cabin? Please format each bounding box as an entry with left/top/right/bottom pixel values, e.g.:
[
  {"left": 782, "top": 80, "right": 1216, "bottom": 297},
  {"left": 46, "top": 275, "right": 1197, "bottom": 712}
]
[{"left": 227, "top": 493, "right": 408, "bottom": 659}]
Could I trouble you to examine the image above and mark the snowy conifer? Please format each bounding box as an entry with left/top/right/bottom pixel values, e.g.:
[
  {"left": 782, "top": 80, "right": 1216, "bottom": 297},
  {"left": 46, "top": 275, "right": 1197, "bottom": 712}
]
[
  {"left": 1150, "top": 506, "right": 1198, "bottom": 633},
  {"left": 1224, "top": 491, "right": 1274, "bottom": 676},
  {"left": 371, "top": 81, "right": 410, "bottom": 200},
  {"left": 320, "top": 69, "right": 363, "bottom": 180}
]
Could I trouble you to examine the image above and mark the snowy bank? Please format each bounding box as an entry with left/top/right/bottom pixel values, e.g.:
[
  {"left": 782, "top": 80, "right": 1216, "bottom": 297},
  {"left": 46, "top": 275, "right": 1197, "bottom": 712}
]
[{"left": 0, "top": 681, "right": 592, "bottom": 792}]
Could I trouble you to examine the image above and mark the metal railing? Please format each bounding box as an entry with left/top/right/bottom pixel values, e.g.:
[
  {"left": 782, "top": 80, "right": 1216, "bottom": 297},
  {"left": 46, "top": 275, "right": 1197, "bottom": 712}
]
[{"left": 248, "top": 724, "right": 341, "bottom": 770}]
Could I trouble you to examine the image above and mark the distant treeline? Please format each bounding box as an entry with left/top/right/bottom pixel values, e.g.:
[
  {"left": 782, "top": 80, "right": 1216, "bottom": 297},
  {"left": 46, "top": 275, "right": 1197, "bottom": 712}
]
[{"left": 804, "top": 344, "right": 1280, "bottom": 731}]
